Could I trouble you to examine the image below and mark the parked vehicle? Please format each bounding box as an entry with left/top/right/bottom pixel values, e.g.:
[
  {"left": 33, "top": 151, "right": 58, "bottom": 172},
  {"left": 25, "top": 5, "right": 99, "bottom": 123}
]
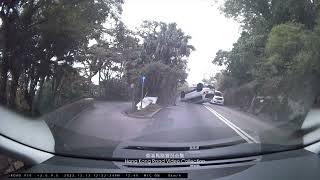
[
  {"left": 180, "top": 83, "right": 215, "bottom": 104},
  {"left": 210, "top": 90, "right": 224, "bottom": 105}
]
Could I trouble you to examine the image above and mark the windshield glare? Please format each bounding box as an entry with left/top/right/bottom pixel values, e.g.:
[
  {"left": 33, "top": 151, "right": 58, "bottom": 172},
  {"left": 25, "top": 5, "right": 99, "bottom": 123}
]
[{"left": 0, "top": 0, "right": 320, "bottom": 160}]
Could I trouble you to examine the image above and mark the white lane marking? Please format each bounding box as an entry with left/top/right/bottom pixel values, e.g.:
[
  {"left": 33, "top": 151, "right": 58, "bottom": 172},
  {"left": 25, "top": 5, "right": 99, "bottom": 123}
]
[
  {"left": 203, "top": 106, "right": 252, "bottom": 143},
  {"left": 212, "top": 109, "right": 259, "bottom": 143},
  {"left": 204, "top": 105, "right": 259, "bottom": 143}
]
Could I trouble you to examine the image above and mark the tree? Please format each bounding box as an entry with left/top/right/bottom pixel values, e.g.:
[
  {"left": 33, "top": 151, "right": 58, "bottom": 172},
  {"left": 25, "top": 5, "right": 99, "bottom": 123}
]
[
  {"left": 138, "top": 21, "right": 195, "bottom": 68},
  {"left": 132, "top": 62, "right": 188, "bottom": 105},
  {"left": 215, "top": 0, "right": 320, "bottom": 89},
  {"left": 130, "top": 21, "right": 194, "bottom": 105},
  {"left": 260, "top": 22, "right": 320, "bottom": 79},
  {"left": 213, "top": 31, "right": 264, "bottom": 85},
  {"left": 0, "top": 0, "right": 124, "bottom": 113},
  {"left": 202, "top": 76, "right": 216, "bottom": 86},
  {"left": 213, "top": 0, "right": 320, "bottom": 123},
  {"left": 222, "top": 0, "right": 316, "bottom": 31}
]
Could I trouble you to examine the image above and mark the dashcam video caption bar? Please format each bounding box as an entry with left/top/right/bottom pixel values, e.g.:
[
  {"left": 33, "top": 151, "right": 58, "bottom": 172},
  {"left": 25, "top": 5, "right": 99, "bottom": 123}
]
[{"left": 8, "top": 173, "right": 188, "bottom": 179}]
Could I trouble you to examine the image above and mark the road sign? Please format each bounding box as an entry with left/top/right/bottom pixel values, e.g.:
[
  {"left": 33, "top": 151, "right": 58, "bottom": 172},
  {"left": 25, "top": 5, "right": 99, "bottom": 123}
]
[
  {"left": 141, "top": 76, "right": 146, "bottom": 83},
  {"left": 130, "top": 83, "right": 135, "bottom": 112},
  {"left": 140, "top": 76, "right": 146, "bottom": 110}
]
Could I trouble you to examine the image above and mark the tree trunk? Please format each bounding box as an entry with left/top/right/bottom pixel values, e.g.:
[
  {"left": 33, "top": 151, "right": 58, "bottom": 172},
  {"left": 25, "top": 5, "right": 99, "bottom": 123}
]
[
  {"left": 25, "top": 79, "right": 37, "bottom": 112},
  {"left": 0, "top": 63, "right": 9, "bottom": 105},
  {"left": 32, "top": 77, "right": 45, "bottom": 115},
  {"left": 8, "top": 71, "right": 21, "bottom": 109},
  {"left": 0, "top": 15, "right": 10, "bottom": 106},
  {"left": 24, "top": 67, "right": 37, "bottom": 111}
]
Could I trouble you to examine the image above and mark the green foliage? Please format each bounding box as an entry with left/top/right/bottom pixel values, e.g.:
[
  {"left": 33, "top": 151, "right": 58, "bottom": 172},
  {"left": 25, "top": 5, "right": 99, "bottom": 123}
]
[
  {"left": 213, "top": 31, "right": 266, "bottom": 85},
  {"left": 124, "top": 21, "right": 194, "bottom": 105},
  {"left": 38, "top": 71, "right": 91, "bottom": 114},
  {"left": 222, "top": 0, "right": 316, "bottom": 31},
  {"left": 216, "top": 0, "right": 320, "bottom": 89},
  {"left": 263, "top": 22, "right": 320, "bottom": 78},
  {"left": 214, "top": 71, "right": 238, "bottom": 90},
  {"left": 0, "top": 0, "right": 124, "bottom": 113},
  {"left": 138, "top": 21, "right": 195, "bottom": 70},
  {"left": 215, "top": 0, "right": 320, "bottom": 122},
  {"left": 100, "top": 79, "right": 128, "bottom": 101},
  {"left": 0, "top": 1, "right": 194, "bottom": 112},
  {"left": 134, "top": 61, "right": 188, "bottom": 105}
]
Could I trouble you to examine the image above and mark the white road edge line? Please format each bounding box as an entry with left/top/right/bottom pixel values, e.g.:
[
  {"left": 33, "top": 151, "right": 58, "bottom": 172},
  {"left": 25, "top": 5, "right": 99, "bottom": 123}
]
[
  {"left": 203, "top": 105, "right": 252, "bottom": 143},
  {"left": 204, "top": 105, "right": 259, "bottom": 143},
  {"left": 213, "top": 109, "right": 259, "bottom": 143}
]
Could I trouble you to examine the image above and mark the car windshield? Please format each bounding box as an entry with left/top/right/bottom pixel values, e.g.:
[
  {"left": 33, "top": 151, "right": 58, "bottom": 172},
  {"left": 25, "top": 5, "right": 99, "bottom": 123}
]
[{"left": 1, "top": 0, "right": 320, "bottom": 160}]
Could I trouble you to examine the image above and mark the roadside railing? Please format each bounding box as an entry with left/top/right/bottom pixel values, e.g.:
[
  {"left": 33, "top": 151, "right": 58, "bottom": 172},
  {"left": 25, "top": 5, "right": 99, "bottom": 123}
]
[{"left": 43, "top": 98, "right": 94, "bottom": 134}]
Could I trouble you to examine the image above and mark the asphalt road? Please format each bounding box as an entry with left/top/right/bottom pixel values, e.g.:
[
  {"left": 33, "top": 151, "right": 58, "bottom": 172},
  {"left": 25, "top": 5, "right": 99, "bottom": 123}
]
[{"left": 54, "top": 101, "right": 295, "bottom": 156}]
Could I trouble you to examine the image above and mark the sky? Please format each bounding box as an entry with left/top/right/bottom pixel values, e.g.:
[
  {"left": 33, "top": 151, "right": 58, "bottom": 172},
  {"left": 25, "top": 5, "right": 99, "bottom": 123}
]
[{"left": 121, "top": 0, "right": 241, "bottom": 85}]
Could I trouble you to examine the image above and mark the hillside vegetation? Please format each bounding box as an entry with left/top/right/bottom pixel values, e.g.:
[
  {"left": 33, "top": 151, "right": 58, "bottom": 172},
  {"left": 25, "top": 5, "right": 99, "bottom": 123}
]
[{"left": 212, "top": 0, "right": 320, "bottom": 126}]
